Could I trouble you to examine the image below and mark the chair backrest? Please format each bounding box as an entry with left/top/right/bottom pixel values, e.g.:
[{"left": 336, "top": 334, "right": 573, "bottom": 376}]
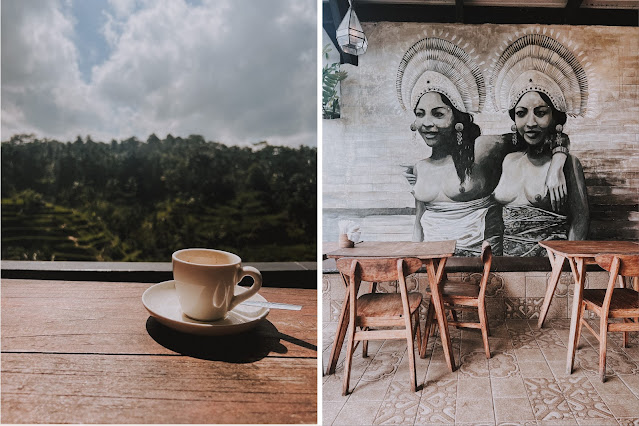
[
  {"left": 595, "top": 254, "right": 639, "bottom": 277},
  {"left": 336, "top": 257, "right": 422, "bottom": 282},
  {"left": 480, "top": 240, "right": 493, "bottom": 274},
  {"left": 478, "top": 241, "right": 493, "bottom": 298}
]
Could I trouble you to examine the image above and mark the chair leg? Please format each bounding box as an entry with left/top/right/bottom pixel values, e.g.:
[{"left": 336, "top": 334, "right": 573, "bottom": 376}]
[
  {"left": 478, "top": 303, "right": 490, "bottom": 359},
  {"left": 413, "top": 310, "right": 422, "bottom": 347},
  {"left": 405, "top": 311, "right": 417, "bottom": 392},
  {"left": 362, "top": 327, "right": 369, "bottom": 358},
  {"left": 599, "top": 316, "right": 608, "bottom": 382},
  {"left": 576, "top": 302, "right": 586, "bottom": 351},
  {"left": 450, "top": 309, "right": 459, "bottom": 327},
  {"left": 623, "top": 319, "right": 630, "bottom": 348},
  {"left": 342, "top": 329, "right": 355, "bottom": 395},
  {"left": 421, "top": 299, "right": 435, "bottom": 358}
]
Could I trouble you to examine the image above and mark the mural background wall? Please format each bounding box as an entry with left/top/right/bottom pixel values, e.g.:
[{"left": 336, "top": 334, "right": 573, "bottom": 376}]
[{"left": 322, "top": 23, "right": 639, "bottom": 246}]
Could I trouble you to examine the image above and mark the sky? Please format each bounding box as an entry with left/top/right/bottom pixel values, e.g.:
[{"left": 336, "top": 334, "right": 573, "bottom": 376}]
[{"left": 1, "top": 0, "right": 317, "bottom": 147}]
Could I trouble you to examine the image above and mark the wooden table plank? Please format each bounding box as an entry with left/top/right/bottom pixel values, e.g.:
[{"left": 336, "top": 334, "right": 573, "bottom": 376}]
[
  {"left": 325, "top": 240, "right": 457, "bottom": 259},
  {"left": 1, "top": 279, "right": 317, "bottom": 424},
  {"left": 538, "top": 240, "right": 639, "bottom": 259},
  {"left": 2, "top": 354, "right": 316, "bottom": 424},
  {"left": 1, "top": 280, "right": 316, "bottom": 358}
]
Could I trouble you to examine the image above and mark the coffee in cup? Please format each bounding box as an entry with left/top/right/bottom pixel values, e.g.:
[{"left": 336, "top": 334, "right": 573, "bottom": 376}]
[{"left": 172, "top": 248, "right": 262, "bottom": 321}]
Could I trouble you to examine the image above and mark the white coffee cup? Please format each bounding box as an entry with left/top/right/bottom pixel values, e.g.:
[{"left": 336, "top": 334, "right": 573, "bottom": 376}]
[{"left": 172, "top": 248, "right": 262, "bottom": 321}]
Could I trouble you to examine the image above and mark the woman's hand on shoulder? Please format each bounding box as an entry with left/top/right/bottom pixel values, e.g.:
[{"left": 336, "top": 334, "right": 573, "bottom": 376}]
[
  {"left": 400, "top": 163, "right": 416, "bottom": 186},
  {"left": 545, "top": 153, "right": 568, "bottom": 212}
]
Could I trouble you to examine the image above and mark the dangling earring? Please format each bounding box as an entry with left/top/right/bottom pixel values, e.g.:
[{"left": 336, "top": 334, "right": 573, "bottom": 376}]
[
  {"left": 511, "top": 124, "right": 518, "bottom": 146},
  {"left": 410, "top": 122, "right": 417, "bottom": 132},
  {"left": 455, "top": 123, "right": 464, "bottom": 146}
]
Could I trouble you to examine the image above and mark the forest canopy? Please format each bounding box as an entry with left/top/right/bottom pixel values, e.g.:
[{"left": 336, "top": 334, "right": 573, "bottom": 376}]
[{"left": 1, "top": 134, "right": 316, "bottom": 262}]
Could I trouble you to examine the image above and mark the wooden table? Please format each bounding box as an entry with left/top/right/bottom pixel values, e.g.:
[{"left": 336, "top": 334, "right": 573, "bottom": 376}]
[
  {"left": 324, "top": 240, "right": 457, "bottom": 375},
  {"left": 1, "top": 279, "right": 317, "bottom": 424},
  {"left": 537, "top": 240, "right": 639, "bottom": 374}
]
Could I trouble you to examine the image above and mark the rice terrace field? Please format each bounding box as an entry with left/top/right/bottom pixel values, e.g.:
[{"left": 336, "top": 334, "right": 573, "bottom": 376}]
[{"left": 1, "top": 134, "right": 317, "bottom": 262}]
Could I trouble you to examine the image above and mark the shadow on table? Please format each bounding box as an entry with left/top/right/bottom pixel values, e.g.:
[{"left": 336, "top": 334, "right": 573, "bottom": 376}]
[{"left": 146, "top": 317, "right": 293, "bottom": 363}]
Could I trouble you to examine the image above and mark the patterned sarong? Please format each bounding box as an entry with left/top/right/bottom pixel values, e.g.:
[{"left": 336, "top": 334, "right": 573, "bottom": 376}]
[
  {"left": 502, "top": 205, "right": 568, "bottom": 257},
  {"left": 420, "top": 196, "right": 503, "bottom": 256}
]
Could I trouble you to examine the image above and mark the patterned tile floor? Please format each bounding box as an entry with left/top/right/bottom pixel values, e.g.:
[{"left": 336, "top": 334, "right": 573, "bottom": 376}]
[{"left": 322, "top": 319, "right": 639, "bottom": 425}]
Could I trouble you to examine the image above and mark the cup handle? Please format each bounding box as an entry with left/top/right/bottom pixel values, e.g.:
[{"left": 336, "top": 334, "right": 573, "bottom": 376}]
[{"left": 228, "top": 266, "right": 262, "bottom": 311}]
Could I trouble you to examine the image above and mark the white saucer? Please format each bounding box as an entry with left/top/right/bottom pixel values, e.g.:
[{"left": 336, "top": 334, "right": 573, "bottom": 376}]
[{"left": 142, "top": 280, "right": 269, "bottom": 336}]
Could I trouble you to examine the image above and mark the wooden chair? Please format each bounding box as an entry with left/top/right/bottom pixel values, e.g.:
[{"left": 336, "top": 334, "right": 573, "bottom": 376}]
[
  {"left": 577, "top": 254, "right": 639, "bottom": 382},
  {"left": 421, "top": 241, "right": 492, "bottom": 359},
  {"left": 336, "top": 257, "right": 423, "bottom": 395}
]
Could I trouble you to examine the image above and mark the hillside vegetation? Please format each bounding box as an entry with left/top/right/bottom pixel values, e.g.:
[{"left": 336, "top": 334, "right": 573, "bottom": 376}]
[{"left": 1, "top": 134, "right": 316, "bottom": 262}]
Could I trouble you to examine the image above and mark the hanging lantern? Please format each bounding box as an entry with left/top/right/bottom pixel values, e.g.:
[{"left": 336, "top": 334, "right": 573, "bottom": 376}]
[{"left": 336, "top": 1, "right": 367, "bottom": 56}]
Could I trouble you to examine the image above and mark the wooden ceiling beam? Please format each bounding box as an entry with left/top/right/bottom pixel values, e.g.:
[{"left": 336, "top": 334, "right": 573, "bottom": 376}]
[
  {"left": 353, "top": 3, "right": 638, "bottom": 26},
  {"left": 564, "top": 0, "right": 585, "bottom": 24},
  {"left": 455, "top": 0, "right": 465, "bottom": 23}
]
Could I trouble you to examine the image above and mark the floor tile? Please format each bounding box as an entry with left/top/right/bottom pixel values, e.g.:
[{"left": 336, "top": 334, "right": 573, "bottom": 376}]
[
  {"left": 347, "top": 377, "right": 393, "bottom": 401},
  {"left": 373, "top": 382, "right": 420, "bottom": 425},
  {"left": 424, "top": 361, "right": 458, "bottom": 384},
  {"left": 518, "top": 361, "right": 555, "bottom": 378},
  {"left": 323, "top": 401, "right": 345, "bottom": 426},
  {"left": 588, "top": 376, "right": 634, "bottom": 398},
  {"left": 322, "top": 318, "right": 639, "bottom": 425},
  {"left": 460, "top": 336, "right": 489, "bottom": 356},
  {"left": 548, "top": 361, "right": 587, "bottom": 379},
  {"left": 510, "top": 328, "right": 540, "bottom": 350},
  {"left": 456, "top": 376, "right": 492, "bottom": 400},
  {"left": 458, "top": 351, "right": 490, "bottom": 377},
  {"left": 575, "top": 418, "right": 620, "bottom": 425},
  {"left": 515, "top": 347, "right": 546, "bottom": 362},
  {"left": 492, "top": 376, "right": 529, "bottom": 398},
  {"left": 392, "top": 347, "right": 428, "bottom": 387},
  {"left": 455, "top": 399, "right": 495, "bottom": 424},
  {"left": 617, "top": 418, "right": 639, "bottom": 426},
  {"left": 415, "top": 378, "right": 457, "bottom": 425},
  {"left": 619, "top": 373, "right": 639, "bottom": 397},
  {"left": 489, "top": 350, "right": 521, "bottom": 378},
  {"left": 557, "top": 376, "right": 614, "bottom": 422},
  {"left": 524, "top": 377, "right": 577, "bottom": 422},
  {"left": 605, "top": 402, "right": 639, "bottom": 418},
  {"left": 493, "top": 397, "right": 535, "bottom": 423},
  {"left": 323, "top": 374, "right": 350, "bottom": 402},
  {"left": 332, "top": 399, "right": 382, "bottom": 426},
  {"left": 487, "top": 337, "right": 514, "bottom": 354}
]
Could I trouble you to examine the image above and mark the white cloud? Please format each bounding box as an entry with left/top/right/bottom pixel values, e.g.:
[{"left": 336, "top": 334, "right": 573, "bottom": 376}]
[
  {"left": 0, "top": 0, "right": 107, "bottom": 139},
  {"left": 1, "top": 0, "right": 317, "bottom": 146}
]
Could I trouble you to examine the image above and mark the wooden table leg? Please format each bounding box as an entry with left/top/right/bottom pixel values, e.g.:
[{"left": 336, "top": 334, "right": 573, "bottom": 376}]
[
  {"left": 326, "top": 273, "right": 350, "bottom": 375},
  {"left": 565, "top": 257, "right": 586, "bottom": 375},
  {"left": 538, "top": 251, "right": 566, "bottom": 328},
  {"left": 426, "top": 258, "right": 455, "bottom": 372}
]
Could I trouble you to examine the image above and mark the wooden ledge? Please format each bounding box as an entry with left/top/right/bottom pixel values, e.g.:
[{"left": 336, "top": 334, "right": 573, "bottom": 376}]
[
  {"left": 323, "top": 256, "right": 604, "bottom": 274},
  {"left": 1, "top": 260, "right": 317, "bottom": 288}
]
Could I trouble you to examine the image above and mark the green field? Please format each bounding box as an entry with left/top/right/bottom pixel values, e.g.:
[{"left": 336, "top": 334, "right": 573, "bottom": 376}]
[
  {"left": 1, "top": 135, "right": 317, "bottom": 262},
  {"left": 1, "top": 196, "right": 129, "bottom": 261}
]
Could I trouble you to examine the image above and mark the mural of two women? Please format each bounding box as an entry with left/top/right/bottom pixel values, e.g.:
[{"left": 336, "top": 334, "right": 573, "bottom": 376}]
[{"left": 399, "top": 35, "right": 590, "bottom": 256}]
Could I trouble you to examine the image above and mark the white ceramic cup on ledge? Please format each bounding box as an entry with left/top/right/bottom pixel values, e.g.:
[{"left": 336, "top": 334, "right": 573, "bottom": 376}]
[{"left": 172, "top": 248, "right": 262, "bottom": 321}]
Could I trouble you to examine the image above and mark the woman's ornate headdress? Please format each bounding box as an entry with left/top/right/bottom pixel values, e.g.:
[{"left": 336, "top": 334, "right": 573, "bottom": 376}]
[
  {"left": 489, "top": 31, "right": 589, "bottom": 117},
  {"left": 396, "top": 37, "right": 485, "bottom": 113}
]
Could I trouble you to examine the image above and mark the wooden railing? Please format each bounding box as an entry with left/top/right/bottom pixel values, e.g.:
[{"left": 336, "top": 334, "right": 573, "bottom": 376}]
[{"left": 1, "top": 260, "right": 317, "bottom": 288}]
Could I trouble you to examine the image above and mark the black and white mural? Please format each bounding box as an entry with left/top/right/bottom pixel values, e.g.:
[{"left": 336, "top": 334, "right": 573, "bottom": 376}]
[
  {"left": 399, "top": 34, "right": 588, "bottom": 256},
  {"left": 323, "top": 24, "right": 639, "bottom": 256}
]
